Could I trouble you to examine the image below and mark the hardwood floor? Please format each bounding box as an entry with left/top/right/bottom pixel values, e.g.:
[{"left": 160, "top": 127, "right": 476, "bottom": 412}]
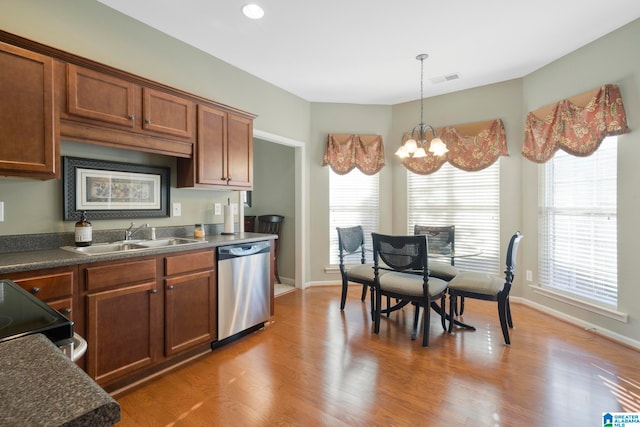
[{"left": 115, "top": 286, "right": 640, "bottom": 426}]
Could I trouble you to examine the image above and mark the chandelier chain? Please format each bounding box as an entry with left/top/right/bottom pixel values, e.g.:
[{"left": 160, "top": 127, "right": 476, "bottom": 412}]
[{"left": 420, "top": 55, "right": 424, "bottom": 128}]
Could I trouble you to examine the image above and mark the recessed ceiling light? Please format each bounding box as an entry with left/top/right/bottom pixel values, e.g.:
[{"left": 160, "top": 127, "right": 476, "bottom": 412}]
[{"left": 242, "top": 4, "right": 264, "bottom": 20}]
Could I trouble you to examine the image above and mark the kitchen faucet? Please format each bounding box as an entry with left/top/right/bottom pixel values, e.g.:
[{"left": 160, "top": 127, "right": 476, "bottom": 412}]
[{"left": 124, "top": 222, "right": 149, "bottom": 240}]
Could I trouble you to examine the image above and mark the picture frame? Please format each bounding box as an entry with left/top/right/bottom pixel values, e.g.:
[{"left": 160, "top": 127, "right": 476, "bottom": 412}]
[{"left": 63, "top": 157, "right": 170, "bottom": 220}]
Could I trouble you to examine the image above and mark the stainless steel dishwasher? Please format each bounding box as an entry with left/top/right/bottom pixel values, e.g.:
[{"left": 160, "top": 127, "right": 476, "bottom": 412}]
[{"left": 217, "top": 240, "right": 271, "bottom": 342}]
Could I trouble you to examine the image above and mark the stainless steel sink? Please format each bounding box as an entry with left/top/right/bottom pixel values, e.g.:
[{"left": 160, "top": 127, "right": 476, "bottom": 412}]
[
  {"left": 60, "top": 238, "right": 202, "bottom": 256},
  {"left": 61, "top": 242, "right": 148, "bottom": 255},
  {"left": 138, "top": 238, "right": 201, "bottom": 248}
]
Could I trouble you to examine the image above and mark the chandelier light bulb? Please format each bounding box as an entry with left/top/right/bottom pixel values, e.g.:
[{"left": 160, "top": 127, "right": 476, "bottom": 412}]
[
  {"left": 404, "top": 139, "right": 418, "bottom": 154},
  {"left": 428, "top": 137, "right": 449, "bottom": 156},
  {"left": 395, "top": 146, "right": 409, "bottom": 158}
]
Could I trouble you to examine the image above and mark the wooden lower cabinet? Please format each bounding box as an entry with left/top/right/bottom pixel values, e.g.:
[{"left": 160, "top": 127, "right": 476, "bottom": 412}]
[
  {"left": 86, "top": 281, "right": 159, "bottom": 385},
  {"left": 80, "top": 249, "right": 216, "bottom": 388},
  {"left": 164, "top": 250, "right": 216, "bottom": 356},
  {"left": 165, "top": 270, "right": 216, "bottom": 356},
  {"left": 82, "top": 258, "right": 159, "bottom": 387}
]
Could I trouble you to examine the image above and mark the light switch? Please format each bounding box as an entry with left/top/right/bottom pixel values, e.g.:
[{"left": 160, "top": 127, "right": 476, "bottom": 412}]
[
  {"left": 172, "top": 202, "right": 182, "bottom": 217},
  {"left": 526, "top": 270, "right": 533, "bottom": 282},
  {"left": 214, "top": 203, "right": 221, "bottom": 215}
]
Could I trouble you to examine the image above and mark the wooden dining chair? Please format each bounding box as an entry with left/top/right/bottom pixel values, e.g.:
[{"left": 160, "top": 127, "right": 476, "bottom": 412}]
[
  {"left": 447, "top": 231, "right": 523, "bottom": 345},
  {"left": 257, "top": 215, "right": 284, "bottom": 283},
  {"left": 371, "top": 233, "right": 448, "bottom": 347},
  {"left": 336, "top": 226, "right": 375, "bottom": 316},
  {"left": 413, "top": 225, "right": 463, "bottom": 313},
  {"left": 413, "top": 225, "right": 458, "bottom": 280}
]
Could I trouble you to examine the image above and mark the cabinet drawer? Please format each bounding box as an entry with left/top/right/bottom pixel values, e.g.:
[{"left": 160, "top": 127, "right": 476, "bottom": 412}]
[
  {"left": 85, "top": 259, "right": 156, "bottom": 292},
  {"left": 48, "top": 298, "right": 74, "bottom": 319},
  {"left": 165, "top": 250, "right": 214, "bottom": 276},
  {"left": 14, "top": 272, "right": 73, "bottom": 301}
]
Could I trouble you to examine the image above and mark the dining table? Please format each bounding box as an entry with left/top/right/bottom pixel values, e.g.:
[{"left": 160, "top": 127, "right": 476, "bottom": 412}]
[{"left": 379, "top": 245, "right": 483, "bottom": 333}]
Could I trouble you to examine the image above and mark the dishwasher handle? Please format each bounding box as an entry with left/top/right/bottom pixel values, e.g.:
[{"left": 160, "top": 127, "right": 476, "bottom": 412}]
[{"left": 218, "top": 241, "right": 271, "bottom": 259}]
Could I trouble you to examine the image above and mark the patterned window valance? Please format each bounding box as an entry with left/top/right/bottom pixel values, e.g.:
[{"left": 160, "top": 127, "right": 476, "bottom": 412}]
[
  {"left": 322, "top": 134, "right": 385, "bottom": 175},
  {"left": 522, "top": 84, "right": 630, "bottom": 163},
  {"left": 402, "top": 118, "right": 508, "bottom": 175}
]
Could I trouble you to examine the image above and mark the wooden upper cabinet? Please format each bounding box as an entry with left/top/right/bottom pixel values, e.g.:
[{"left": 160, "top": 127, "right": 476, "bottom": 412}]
[
  {"left": 62, "top": 64, "right": 195, "bottom": 157},
  {"left": 66, "top": 64, "right": 194, "bottom": 139},
  {"left": 177, "top": 104, "right": 253, "bottom": 189},
  {"left": 67, "top": 64, "right": 135, "bottom": 128},
  {"left": 196, "top": 104, "right": 226, "bottom": 186},
  {"left": 142, "top": 88, "right": 194, "bottom": 139},
  {"left": 227, "top": 113, "right": 253, "bottom": 188},
  {"left": 0, "top": 41, "right": 58, "bottom": 179}
]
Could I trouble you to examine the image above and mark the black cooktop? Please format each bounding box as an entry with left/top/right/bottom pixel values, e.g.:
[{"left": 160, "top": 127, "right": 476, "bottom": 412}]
[{"left": 0, "top": 279, "right": 73, "bottom": 344}]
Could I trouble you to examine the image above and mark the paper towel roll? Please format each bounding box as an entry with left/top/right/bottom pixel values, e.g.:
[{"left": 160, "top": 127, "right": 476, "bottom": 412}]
[{"left": 223, "top": 205, "right": 234, "bottom": 234}]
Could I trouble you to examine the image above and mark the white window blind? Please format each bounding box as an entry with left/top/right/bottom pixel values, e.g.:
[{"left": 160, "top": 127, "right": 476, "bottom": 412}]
[
  {"left": 539, "top": 137, "right": 618, "bottom": 306},
  {"left": 407, "top": 162, "right": 500, "bottom": 273},
  {"left": 329, "top": 169, "right": 379, "bottom": 265}
]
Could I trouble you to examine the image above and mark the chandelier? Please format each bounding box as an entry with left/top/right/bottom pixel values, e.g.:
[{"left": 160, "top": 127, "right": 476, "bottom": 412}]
[{"left": 395, "top": 54, "right": 448, "bottom": 158}]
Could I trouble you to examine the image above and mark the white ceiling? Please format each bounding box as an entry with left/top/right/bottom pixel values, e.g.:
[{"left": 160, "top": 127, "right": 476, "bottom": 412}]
[{"left": 97, "top": 0, "right": 640, "bottom": 105}]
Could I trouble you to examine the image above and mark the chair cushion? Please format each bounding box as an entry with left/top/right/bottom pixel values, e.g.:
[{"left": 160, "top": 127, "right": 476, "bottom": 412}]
[
  {"left": 427, "top": 262, "right": 458, "bottom": 281},
  {"left": 345, "top": 263, "right": 376, "bottom": 283},
  {"left": 379, "top": 272, "right": 447, "bottom": 297},
  {"left": 448, "top": 271, "right": 504, "bottom": 296}
]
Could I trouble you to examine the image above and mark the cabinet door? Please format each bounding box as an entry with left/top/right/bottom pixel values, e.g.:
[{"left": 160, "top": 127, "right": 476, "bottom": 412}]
[
  {"left": 165, "top": 270, "right": 216, "bottom": 356},
  {"left": 143, "top": 87, "right": 195, "bottom": 139},
  {"left": 226, "top": 113, "right": 253, "bottom": 189},
  {"left": 67, "top": 64, "right": 136, "bottom": 128},
  {"left": 0, "top": 42, "right": 57, "bottom": 178},
  {"left": 86, "top": 282, "right": 159, "bottom": 385},
  {"left": 196, "top": 104, "right": 227, "bottom": 185}
]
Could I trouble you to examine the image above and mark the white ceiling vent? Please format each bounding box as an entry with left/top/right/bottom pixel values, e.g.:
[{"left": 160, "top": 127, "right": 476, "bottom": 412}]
[{"left": 430, "top": 73, "right": 460, "bottom": 84}]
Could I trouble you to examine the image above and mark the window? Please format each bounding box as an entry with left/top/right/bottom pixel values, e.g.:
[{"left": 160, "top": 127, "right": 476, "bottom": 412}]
[
  {"left": 539, "top": 136, "right": 617, "bottom": 306},
  {"left": 407, "top": 161, "right": 500, "bottom": 273},
  {"left": 329, "top": 168, "right": 379, "bottom": 264}
]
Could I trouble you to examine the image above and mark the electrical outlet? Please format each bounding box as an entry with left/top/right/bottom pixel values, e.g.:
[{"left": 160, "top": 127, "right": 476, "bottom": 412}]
[
  {"left": 231, "top": 203, "right": 238, "bottom": 214},
  {"left": 172, "top": 202, "right": 182, "bottom": 217},
  {"left": 214, "top": 203, "right": 221, "bottom": 215},
  {"left": 526, "top": 270, "right": 533, "bottom": 282},
  {"left": 0, "top": 201, "right": 4, "bottom": 222}
]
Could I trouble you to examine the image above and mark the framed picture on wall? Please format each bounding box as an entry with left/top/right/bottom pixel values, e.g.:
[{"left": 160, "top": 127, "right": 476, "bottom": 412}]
[{"left": 62, "top": 157, "right": 170, "bottom": 220}]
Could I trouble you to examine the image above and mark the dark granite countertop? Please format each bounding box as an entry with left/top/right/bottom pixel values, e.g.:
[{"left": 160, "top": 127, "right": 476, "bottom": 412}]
[
  {"left": 0, "top": 232, "right": 276, "bottom": 275},
  {"left": 0, "top": 333, "right": 120, "bottom": 426}
]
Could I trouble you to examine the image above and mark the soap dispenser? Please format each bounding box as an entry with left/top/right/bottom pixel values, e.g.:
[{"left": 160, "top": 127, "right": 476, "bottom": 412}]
[{"left": 74, "top": 211, "right": 92, "bottom": 247}]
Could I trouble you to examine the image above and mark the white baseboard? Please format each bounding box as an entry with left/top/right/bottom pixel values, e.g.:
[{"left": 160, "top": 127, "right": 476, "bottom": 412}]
[{"left": 511, "top": 296, "right": 640, "bottom": 351}]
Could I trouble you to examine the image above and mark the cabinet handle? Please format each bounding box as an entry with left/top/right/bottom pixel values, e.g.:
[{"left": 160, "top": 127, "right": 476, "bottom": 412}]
[
  {"left": 129, "top": 114, "right": 135, "bottom": 121},
  {"left": 150, "top": 289, "right": 158, "bottom": 294},
  {"left": 31, "top": 287, "right": 40, "bottom": 294},
  {"left": 168, "top": 285, "right": 175, "bottom": 290},
  {"left": 62, "top": 308, "right": 72, "bottom": 315},
  {"left": 145, "top": 118, "right": 151, "bottom": 124}
]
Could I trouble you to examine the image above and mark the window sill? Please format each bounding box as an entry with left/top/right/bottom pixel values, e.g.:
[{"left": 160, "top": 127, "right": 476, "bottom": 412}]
[
  {"left": 325, "top": 266, "right": 340, "bottom": 274},
  {"left": 529, "top": 285, "right": 628, "bottom": 323}
]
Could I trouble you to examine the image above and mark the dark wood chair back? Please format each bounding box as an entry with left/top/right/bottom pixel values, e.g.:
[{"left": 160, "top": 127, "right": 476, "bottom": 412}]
[{"left": 257, "top": 215, "right": 285, "bottom": 283}]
